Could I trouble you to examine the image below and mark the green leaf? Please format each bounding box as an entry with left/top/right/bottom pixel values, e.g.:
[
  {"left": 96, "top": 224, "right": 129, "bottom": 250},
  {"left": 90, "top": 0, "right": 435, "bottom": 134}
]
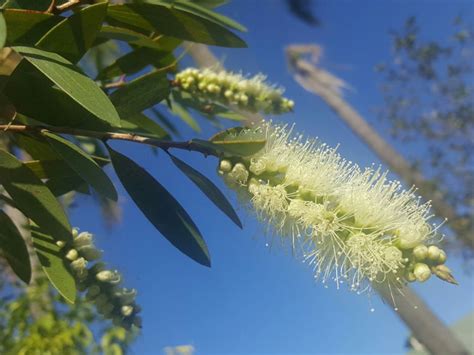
[
  {"left": 0, "top": 12, "right": 6, "bottom": 49},
  {"left": 106, "top": 3, "right": 246, "bottom": 48},
  {"left": 36, "top": 2, "right": 108, "bottom": 63},
  {"left": 120, "top": 113, "right": 170, "bottom": 139},
  {"left": 107, "top": 146, "right": 211, "bottom": 267},
  {"left": 3, "top": 9, "right": 62, "bottom": 46},
  {"left": 110, "top": 71, "right": 170, "bottom": 117},
  {"left": 14, "top": 133, "right": 61, "bottom": 160},
  {"left": 0, "top": 149, "right": 73, "bottom": 243},
  {"left": 191, "top": 137, "right": 266, "bottom": 157},
  {"left": 0, "top": 210, "right": 31, "bottom": 284},
  {"left": 12, "top": 46, "right": 121, "bottom": 128},
  {"left": 169, "top": 154, "right": 241, "bottom": 228},
  {"left": 30, "top": 225, "right": 76, "bottom": 303},
  {"left": 169, "top": 100, "right": 201, "bottom": 132},
  {"left": 97, "top": 47, "right": 175, "bottom": 80},
  {"left": 46, "top": 176, "right": 90, "bottom": 197},
  {"left": 42, "top": 132, "right": 117, "bottom": 201},
  {"left": 24, "top": 159, "right": 78, "bottom": 180},
  {"left": 1, "top": 0, "right": 50, "bottom": 11},
  {"left": 150, "top": 0, "right": 247, "bottom": 32},
  {"left": 98, "top": 25, "right": 175, "bottom": 50}
]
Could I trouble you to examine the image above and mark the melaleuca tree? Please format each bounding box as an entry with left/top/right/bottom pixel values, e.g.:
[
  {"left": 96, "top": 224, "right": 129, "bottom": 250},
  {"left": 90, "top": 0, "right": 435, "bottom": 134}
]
[
  {"left": 375, "top": 16, "right": 474, "bottom": 258},
  {"left": 0, "top": 0, "right": 462, "bottom": 353}
]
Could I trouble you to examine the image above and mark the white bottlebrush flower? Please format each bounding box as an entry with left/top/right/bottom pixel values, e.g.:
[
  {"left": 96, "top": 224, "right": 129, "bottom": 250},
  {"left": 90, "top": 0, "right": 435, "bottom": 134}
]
[
  {"left": 217, "top": 122, "right": 456, "bottom": 294},
  {"left": 173, "top": 67, "right": 295, "bottom": 115}
]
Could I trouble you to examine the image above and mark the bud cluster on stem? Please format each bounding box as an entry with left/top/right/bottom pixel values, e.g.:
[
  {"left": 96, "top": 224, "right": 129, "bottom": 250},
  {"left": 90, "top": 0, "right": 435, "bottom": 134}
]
[
  {"left": 217, "top": 122, "right": 457, "bottom": 295},
  {"left": 173, "top": 68, "right": 295, "bottom": 115},
  {"left": 57, "top": 229, "right": 142, "bottom": 329}
]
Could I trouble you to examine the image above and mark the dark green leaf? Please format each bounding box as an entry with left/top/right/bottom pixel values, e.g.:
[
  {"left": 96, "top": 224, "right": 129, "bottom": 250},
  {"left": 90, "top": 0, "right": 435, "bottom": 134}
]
[
  {"left": 12, "top": 46, "right": 121, "bottom": 128},
  {"left": 36, "top": 2, "right": 108, "bottom": 63},
  {"left": 106, "top": 3, "right": 246, "bottom": 48},
  {"left": 0, "top": 210, "right": 31, "bottom": 284},
  {"left": 97, "top": 47, "right": 175, "bottom": 80},
  {"left": 14, "top": 133, "right": 61, "bottom": 160},
  {"left": 107, "top": 146, "right": 211, "bottom": 267},
  {"left": 0, "top": 12, "right": 6, "bottom": 48},
  {"left": 169, "top": 154, "right": 241, "bottom": 228},
  {"left": 120, "top": 113, "right": 170, "bottom": 139},
  {"left": 1, "top": 0, "right": 50, "bottom": 11},
  {"left": 46, "top": 176, "right": 90, "bottom": 197},
  {"left": 3, "top": 9, "right": 62, "bottom": 46},
  {"left": 110, "top": 71, "right": 170, "bottom": 117},
  {"left": 98, "top": 25, "right": 176, "bottom": 50},
  {"left": 42, "top": 132, "right": 117, "bottom": 201},
  {"left": 30, "top": 225, "right": 76, "bottom": 303},
  {"left": 24, "top": 159, "right": 78, "bottom": 179},
  {"left": 150, "top": 0, "right": 247, "bottom": 32},
  {"left": 0, "top": 149, "right": 73, "bottom": 243}
]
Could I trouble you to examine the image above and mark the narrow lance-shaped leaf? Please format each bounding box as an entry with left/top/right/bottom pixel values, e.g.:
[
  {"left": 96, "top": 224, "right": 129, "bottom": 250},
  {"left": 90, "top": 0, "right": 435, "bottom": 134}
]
[
  {"left": 169, "top": 153, "right": 242, "bottom": 228},
  {"left": 36, "top": 1, "right": 109, "bottom": 63},
  {"left": 106, "top": 3, "right": 246, "bottom": 48},
  {"left": 42, "top": 132, "right": 117, "bottom": 201},
  {"left": 11, "top": 46, "right": 121, "bottom": 128},
  {"left": 110, "top": 71, "right": 170, "bottom": 118},
  {"left": 30, "top": 225, "right": 77, "bottom": 303},
  {"left": 0, "top": 210, "right": 32, "bottom": 284},
  {"left": 0, "top": 149, "right": 73, "bottom": 243},
  {"left": 107, "top": 146, "right": 211, "bottom": 267}
]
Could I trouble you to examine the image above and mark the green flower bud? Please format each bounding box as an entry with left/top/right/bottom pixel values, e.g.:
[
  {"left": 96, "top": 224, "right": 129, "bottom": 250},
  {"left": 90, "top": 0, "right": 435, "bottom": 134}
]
[
  {"left": 115, "top": 288, "right": 137, "bottom": 305},
  {"left": 427, "top": 245, "right": 441, "bottom": 261},
  {"left": 405, "top": 271, "right": 417, "bottom": 282},
  {"left": 85, "top": 285, "right": 101, "bottom": 301},
  {"left": 70, "top": 257, "right": 88, "bottom": 272},
  {"left": 56, "top": 240, "right": 66, "bottom": 248},
  {"left": 78, "top": 245, "right": 102, "bottom": 261},
  {"left": 413, "top": 245, "right": 428, "bottom": 261},
  {"left": 96, "top": 270, "right": 121, "bottom": 284},
  {"left": 438, "top": 249, "right": 447, "bottom": 264},
  {"left": 414, "top": 263, "right": 431, "bottom": 282},
  {"left": 133, "top": 316, "right": 143, "bottom": 328}
]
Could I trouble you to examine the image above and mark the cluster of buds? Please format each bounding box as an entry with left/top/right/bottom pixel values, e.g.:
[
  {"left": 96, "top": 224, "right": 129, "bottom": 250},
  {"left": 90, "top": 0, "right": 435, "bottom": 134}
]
[
  {"left": 217, "top": 122, "right": 457, "bottom": 295},
  {"left": 58, "top": 229, "right": 142, "bottom": 329},
  {"left": 173, "top": 68, "right": 295, "bottom": 115}
]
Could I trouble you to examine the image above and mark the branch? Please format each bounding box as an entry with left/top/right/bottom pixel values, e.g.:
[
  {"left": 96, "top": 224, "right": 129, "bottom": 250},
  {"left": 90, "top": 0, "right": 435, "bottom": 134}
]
[{"left": 0, "top": 124, "right": 218, "bottom": 156}]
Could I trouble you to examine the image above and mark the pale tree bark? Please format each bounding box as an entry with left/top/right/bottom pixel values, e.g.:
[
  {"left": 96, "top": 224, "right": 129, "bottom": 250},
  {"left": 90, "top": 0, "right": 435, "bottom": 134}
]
[{"left": 186, "top": 44, "right": 469, "bottom": 355}]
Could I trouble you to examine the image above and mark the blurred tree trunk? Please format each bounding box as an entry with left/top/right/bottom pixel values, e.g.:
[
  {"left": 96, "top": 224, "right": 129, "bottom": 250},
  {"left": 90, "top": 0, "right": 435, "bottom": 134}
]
[{"left": 187, "top": 43, "right": 469, "bottom": 355}]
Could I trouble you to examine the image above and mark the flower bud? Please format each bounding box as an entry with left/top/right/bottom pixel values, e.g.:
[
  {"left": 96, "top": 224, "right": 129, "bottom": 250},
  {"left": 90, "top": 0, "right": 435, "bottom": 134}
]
[
  {"left": 78, "top": 245, "right": 102, "bottom": 261},
  {"left": 85, "top": 285, "right": 101, "bottom": 301},
  {"left": 96, "top": 270, "right": 120, "bottom": 284},
  {"left": 405, "top": 271, "right": 417, "bottom": 282},
  {"left": 56, "top": 240, "right": 66, "bottom": 248},
  {"left": 121, "top": 305, "right": 134, "bottom": 317},
  {"left": 414, "top": 263, "right": 431, "bottom": 282},
  {"left": 70, "top": 257, "right": 88, "bottom": 272},
  {"left": 427, "top": 245, "right": 441, "bottom": 261},
  {"left": 438, "top": 249, "right": 447, "bottom": 264},
  {"left": 412, "top": 245, "right": 428, "bottom": 261},
  {"left": 219, "top": 160, "right": 232, "bottom": 173},
  {"left": 65, "top": 249, "right": 79, "bottom": 261},
  {"left": 115, "top": 288, "right": 137, "bottom": 305},
  {"left": 432, "top": 264, "right": 458, "bottom": 285},
  {"left": 74, "top": 232, "right": 93, "bottom": 248},
  {"left": 133, "top": 316, "right": 143, "bottom": 328}
]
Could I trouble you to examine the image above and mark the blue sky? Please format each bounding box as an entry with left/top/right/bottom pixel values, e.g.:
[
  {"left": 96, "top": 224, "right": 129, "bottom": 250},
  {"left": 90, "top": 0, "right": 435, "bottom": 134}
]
[{"left": 71, "top": 1, "right": 474, "bottom": 354}]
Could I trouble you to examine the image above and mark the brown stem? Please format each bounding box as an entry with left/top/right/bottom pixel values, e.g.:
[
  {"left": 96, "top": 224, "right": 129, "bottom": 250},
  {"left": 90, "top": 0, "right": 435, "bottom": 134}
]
[{"left": 0, "top": 124, "right": 217, "bottom": 156}]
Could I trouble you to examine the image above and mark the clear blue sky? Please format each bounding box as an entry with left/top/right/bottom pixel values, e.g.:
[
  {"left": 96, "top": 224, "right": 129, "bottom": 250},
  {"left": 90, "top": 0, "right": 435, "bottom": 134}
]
[{"left": 71, "top": 1, "right": 474, "bottom": 354}]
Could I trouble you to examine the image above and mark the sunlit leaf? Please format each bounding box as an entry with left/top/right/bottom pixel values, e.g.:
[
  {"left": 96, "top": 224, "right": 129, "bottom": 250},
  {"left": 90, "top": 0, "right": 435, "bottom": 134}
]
[
  {"left": 107, "top": 146, "right": 211, "bottom": 267},
  {"left": 11, "top": 46, "right": 121, "bottom": 128},
  {"left": 36, "top": 2, "right": 108, "bottom": 62},
  {"left": 0, "top": 149, "right": 73, "bottom": 243},
  {"left": 43, "top": 132, "right": 117, "bottom": 201},
  {"left": 30, "top": 225, "right": 76, "bottom": 303},
  {"left": 0, "top": 12, "right": 6, "bottom": 49}
]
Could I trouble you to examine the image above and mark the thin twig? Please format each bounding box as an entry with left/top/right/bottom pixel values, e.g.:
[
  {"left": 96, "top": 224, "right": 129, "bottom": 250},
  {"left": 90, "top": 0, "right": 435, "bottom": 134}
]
[{"left": 0, "top": 124, "right": 217, "bottom": 156}]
